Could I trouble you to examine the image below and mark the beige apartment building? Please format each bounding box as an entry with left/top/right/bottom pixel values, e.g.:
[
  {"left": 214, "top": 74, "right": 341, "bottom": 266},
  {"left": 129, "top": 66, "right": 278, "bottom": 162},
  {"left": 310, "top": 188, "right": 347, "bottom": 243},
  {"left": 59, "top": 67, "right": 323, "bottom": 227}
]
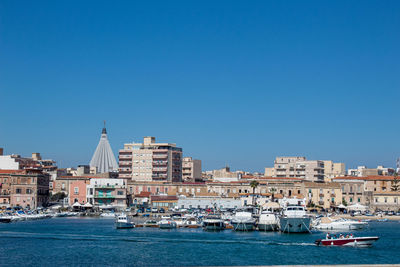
[
  {"left": 266, "top": 157, "right": 324, "bottom": 182},
  {"left": 323, "top": 161, "right": 346, "bottom": 181},
  {"left": 304, "top": 182, "right": 342, "bottom": 209},
  {"left": 182, "top": 157, "right": 202, "bottom": 182},
  {"left": 119, "top": 137, "right": 182, "bottom": 182}
]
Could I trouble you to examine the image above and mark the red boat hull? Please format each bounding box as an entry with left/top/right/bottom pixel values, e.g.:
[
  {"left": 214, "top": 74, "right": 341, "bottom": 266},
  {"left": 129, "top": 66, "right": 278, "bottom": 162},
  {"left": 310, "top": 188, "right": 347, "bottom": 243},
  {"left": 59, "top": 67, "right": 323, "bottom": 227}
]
[{"left": 316, "top": 237, "right": 379, "bottom": 247}]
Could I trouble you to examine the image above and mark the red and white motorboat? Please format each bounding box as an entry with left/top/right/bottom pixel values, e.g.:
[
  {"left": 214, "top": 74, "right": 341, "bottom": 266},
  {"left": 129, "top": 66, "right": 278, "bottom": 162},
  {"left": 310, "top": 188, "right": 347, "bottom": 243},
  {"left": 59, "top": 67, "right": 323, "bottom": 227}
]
[{"left": 315, "top": 236, "right": 379, "bottom": 247}]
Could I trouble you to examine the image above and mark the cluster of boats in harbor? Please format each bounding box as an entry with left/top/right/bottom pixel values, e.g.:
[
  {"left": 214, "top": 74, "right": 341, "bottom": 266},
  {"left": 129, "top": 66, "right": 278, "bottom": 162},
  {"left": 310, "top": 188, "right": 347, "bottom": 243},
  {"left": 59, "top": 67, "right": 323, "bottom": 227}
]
[
  {"left": 114, "top": 204, "right": 371, "bottom": 234},
  {"left": 0, "top": 210, "right": 80, "bottom": 223}
]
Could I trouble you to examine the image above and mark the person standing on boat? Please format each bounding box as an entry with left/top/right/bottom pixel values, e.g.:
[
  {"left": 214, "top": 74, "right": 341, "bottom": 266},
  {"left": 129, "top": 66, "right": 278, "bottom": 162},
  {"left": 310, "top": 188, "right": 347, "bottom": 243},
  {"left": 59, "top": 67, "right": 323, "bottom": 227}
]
[{"left": 326, "top": 233, "right": 331, "bottom": 239}]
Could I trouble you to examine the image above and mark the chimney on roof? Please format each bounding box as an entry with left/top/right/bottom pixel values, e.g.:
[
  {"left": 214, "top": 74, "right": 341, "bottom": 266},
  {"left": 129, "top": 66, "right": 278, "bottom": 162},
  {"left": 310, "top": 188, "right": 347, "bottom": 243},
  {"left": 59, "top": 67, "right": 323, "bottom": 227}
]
[
  {"left": 32, "top": 153, "right": 42, "bottom": 160},
  {"left": 143, "top": 136, "right": 155, "bottom": 145}
]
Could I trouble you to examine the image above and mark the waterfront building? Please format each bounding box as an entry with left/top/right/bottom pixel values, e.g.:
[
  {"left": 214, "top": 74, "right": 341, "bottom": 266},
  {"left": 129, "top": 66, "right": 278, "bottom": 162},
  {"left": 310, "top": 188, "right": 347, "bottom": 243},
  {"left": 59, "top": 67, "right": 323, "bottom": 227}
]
[
  {"left": 119, "top": 136, "right": 182, "bottom": 182},
  {"left": 0, "top": 169, "right": 50, "bottom": 209},
  {"left": 178, "top": 196, "right": 242, "bottom": 209},
  {"left": 372, "top": 192, "right": 400, "bottom": 211},
  {"left": 182, "top": 157, "right": 202, "bottom": 182},
  {"left": 90, "top": 125, "right": 119, "bottom": 174},
  {"left": 304, "top": 182, "right": 342, "bottom": 210},
  {"left": 151, "top": 195, "right": 178, "bottom": 210},
  {"left": 0, "top": 169, "right": 24, "bottom": 208},
  {"left": 69, "top": 178, "right": 91, "bottom": 206},
  {"left": 131, "top": 191, "right": 151, "bottom": 207},
  {"left": 332, "top": 177, "right": 371, "bottom": 206},
  {"left": 87, "top": 178, "right": 127, "bottom": 208}
]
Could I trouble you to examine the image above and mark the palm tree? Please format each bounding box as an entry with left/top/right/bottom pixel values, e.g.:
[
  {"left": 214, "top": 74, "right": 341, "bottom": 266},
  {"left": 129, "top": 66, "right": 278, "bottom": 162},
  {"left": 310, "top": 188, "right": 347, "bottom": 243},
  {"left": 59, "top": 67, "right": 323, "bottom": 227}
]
[
  {"left": 269, "top": 187, "right": 277, "bottom": 202},
  {"left": 250, "top": 180, "right": 259, "bottom": 206}
]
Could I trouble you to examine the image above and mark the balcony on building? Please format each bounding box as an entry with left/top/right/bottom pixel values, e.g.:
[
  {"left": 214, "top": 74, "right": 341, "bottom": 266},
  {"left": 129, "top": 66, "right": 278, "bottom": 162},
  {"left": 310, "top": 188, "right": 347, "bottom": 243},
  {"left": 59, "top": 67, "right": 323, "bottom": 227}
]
[
  {"left": 153, "top": 161, "right": 168, "bottom": 166},
  {"left": 153, "top": 153, "right": 168, "bottom": 159}
]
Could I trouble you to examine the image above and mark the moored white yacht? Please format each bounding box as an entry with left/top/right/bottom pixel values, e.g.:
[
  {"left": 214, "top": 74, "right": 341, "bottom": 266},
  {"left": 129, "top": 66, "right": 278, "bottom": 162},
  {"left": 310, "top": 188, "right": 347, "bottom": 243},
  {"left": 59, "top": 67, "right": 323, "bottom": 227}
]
[
  {"left": 279, "top": 205, "right": 312, "bottom": 233},
  {"left": 313, "top": 216, "right": 368, "bottom": 231},
  {"left": 258, "top": 210, "right": 279, "bottom": 231},
  {"left": 231, "top": 211, "right": 256, "bottom": 231},
  {"left": 202, "top": 215, "right": 225, "bottom": 231}
]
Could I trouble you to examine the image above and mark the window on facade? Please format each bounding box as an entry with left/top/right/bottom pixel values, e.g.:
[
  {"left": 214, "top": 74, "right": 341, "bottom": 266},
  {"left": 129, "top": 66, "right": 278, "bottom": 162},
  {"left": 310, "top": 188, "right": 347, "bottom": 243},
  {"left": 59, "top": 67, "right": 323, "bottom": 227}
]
[
  {"left": 61, "top": 183, "right": 65, "bottom": 190},
  {"left": 384, "top": 197, "right": 388, "bottom": 203},
  {"left": 375, "top": 198, "right": 378, "bottom": 203},
  {"left": 74, "top": 187, "right": 79, "bottom": 194},
  {"left": 179, "top": 188, "right": 182, "bottom": 193},
  {"left": 395, "top": 198, "right": 398, "bottom": 203},
  {"left": 26, "top": 189, "right": 32, "bottom": 194},
  {"left": 16, "top": 188, "right": 21, "bottom": 194},
  {"left": 197, "top": 188, "right": 200, "bottom": 193},
  {"left": 117, "top": 191, "right": 123, "bottom": 195},
  {"left": 165, "top": 188, "right": 168, "bottom": 193},
  {"left": 358, "top": 198, "right": 360, "bottom": 202},
  {"left": 350, "top": 198, "right": 353, "bottom": 202}
]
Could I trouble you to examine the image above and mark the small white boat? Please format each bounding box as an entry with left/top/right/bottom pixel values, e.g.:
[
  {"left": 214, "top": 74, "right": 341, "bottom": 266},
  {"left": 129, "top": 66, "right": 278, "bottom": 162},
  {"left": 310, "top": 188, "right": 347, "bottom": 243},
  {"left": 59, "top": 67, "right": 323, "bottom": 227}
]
[
  {"left": 115, "top": 214, "right": 135, "bottom": 229},
  {"left": 158, "top": 217, "right": 177, "bottom": 229},
  {"left": 100, "top": 212, "right": 116, "bottom": 218},
  {"left": 313, "top": 217, "right": 367, "bottom": 231},
  {"left": 184, "top": 217, "right": 201, "bottom": 228}
]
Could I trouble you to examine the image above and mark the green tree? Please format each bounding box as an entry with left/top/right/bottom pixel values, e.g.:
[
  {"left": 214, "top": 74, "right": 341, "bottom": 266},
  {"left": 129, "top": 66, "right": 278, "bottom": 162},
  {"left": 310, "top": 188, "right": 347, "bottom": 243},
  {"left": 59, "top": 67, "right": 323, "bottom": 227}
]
[
  {"left": 391, "top": 172, "right": 399, "bottom": 192},
  {"left": 250, "top": 180, "right": 259, "bottom": 206},
  {"left": 50, "top": 192, "right": 66, "bottom": 201},
  {"left": 269, "top": 187, "right": 277, "bottom": 202}
]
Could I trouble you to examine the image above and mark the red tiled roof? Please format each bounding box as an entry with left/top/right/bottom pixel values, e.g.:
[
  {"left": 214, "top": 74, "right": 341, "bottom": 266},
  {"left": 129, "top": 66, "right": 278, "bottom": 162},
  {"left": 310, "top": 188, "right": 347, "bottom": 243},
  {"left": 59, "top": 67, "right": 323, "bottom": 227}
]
[
  {"left": 135, "top": 191, "right": 151, "bottom": 198},
  {"left": 333, "top": 176, "right": 398, "bottom": 181},
  {"left": 151, "top": 195, "right": 178, "bottom": 201},
  {"left": 0, "top": 170, "right": 25, "bottom": 174}
]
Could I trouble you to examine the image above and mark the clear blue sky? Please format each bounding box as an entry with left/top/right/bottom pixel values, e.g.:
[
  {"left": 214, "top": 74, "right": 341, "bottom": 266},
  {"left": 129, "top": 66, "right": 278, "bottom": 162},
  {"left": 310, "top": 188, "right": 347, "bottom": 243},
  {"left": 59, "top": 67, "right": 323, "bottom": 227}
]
[{"left": 1, "top": 1, "right": 399, "bottom": 172}]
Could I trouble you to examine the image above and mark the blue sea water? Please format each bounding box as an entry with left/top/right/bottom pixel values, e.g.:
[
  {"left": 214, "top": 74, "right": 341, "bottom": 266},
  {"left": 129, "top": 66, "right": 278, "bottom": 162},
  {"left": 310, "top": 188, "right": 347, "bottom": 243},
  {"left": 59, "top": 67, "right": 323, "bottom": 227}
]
[{"left": 0, "top": 218, "right": 399, "bottom": 266}]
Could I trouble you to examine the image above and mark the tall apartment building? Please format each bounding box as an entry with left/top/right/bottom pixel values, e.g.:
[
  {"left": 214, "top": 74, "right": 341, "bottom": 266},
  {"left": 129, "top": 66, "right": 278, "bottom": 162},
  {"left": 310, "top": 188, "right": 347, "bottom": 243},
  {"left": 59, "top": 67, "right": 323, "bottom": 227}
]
[
  {"left": 266, "top": 156, "right": 324, "bottom": 182},
  {"left": 323, "top": 161, "right": 346, "bottom": 181},
  {"left": 119, "top": 137, "right": 182, "bottom": 182},
  {"left": 182, "top": 157, "right": 202, "bottom": 182}
]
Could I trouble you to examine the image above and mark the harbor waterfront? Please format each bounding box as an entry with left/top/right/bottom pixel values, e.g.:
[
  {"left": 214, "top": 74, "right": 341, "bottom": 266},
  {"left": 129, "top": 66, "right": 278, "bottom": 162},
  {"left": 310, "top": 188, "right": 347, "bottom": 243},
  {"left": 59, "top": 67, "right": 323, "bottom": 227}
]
[{"left": 0, "top": 218, "right": 400, "bottom": 266}]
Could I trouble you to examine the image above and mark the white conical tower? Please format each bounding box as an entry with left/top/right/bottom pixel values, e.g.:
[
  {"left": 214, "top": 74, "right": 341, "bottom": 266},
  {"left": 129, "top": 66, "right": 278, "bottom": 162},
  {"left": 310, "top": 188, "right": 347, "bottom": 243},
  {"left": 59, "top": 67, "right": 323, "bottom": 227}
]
[{"left": 90, "top": 122, "right": 118, "bottom": 173}]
